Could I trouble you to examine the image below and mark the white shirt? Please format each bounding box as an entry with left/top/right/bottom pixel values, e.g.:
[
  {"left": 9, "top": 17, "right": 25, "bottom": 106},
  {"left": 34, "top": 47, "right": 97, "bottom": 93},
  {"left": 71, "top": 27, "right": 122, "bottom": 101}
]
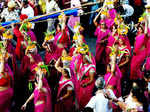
[
  {"left": 1, "top": 8, "right": 19, "bottom": 22},
  {"left": 71, "top": 0, "right": 81, "bottom": 8},
  {"left": 86, "top": 89, "right": 115, "bottom": 112},
  {"left": 21, "top": 5, "right": 35, "bottom": 29},
  {"left": 21, "top": 5, "right": 34, "bottom": 18},
  {"left": 46, "top": 0, "right": 60, "bottom": 14},
  {"left": 71, "top": 0, "right": 83, "bottom": 14}
]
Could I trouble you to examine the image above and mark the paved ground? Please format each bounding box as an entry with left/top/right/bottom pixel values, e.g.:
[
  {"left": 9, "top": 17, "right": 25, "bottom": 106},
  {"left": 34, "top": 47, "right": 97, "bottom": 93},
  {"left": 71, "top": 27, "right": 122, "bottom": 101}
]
[{"left": 85, "top": 36, "right": 96, "bottom": 56}]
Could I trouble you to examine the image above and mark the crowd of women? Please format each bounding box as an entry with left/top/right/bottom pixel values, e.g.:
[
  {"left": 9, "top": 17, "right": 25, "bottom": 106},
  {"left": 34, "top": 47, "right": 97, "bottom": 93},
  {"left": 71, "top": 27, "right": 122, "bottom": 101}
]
[{"left": 0, "top": 0, "right": 150, "bottom": 112}]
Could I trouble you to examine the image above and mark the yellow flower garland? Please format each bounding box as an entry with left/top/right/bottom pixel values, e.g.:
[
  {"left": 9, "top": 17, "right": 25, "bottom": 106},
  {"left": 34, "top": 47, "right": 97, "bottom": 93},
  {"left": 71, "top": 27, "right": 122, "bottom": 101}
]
[
  {"left": 2, "top": 31, "right": 13, "bottom": 39},
  {"left": 45, "top": 35, "right": 54, "bottom": 41},
  {"left": 77, "top": 44, "right": 89, "bottom": 54},
  {"left": 61, "top": 56, "right": 72, "bottom": 61}
]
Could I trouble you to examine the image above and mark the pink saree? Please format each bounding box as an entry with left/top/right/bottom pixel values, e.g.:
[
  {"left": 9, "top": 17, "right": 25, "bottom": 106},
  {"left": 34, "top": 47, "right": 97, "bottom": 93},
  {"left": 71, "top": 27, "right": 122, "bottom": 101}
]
[
  {"left": 145, "top": 57, "right": 150, "bottom": 71},
  {"left": 130, "top": 34, "right": 147, "bottom": 80},
  {"left": 0, "top": 64, "right": 14, "bottom": 112},
  {"left": 104, "top": 65, "right": 122, "bottom": 97},
  {"left": 95, "top": 27, "right": 111, "bottom": 63},
  {"left": 77, "top": 64, "right": 96, "bottom": 110},
  {"left": 55, "top": 77, "right": 75, "bottom": 112},
  {"left": 27, "top": 30, "right": 37, "bottom": 42},
  {"left": 44, "top": 43, "right": 63, "bottom": 65},
  {"left": 34, "top": 78, "right": 52, "bottom": 112},
  {"left": 21, "top": 53, "right": 43, "bottom": 80},
  {"left": 0, "top": 88, "right": 13, "bottom": 112},
  {"left": 68, "top": 16, "right": 80, "bottom": 30},
  {"left": 54, "top": 27, "right": 70, "bottom": 48},
  {"left": 118, "top": 46, "right": 130, "bottom": 77}
]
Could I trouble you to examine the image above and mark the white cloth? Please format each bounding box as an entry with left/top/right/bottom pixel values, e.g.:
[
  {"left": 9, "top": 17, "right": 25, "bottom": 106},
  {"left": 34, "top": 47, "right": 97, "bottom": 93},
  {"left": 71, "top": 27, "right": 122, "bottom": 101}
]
[
  {"left": 145, "top": 11, "right": 150, "bottom": 29},
  {"left": 125, "top": 94, "right": 143, "bottom": 111},
  {"left": 71, "top": 0, "right": 83, "bottom": 14},
  {"left": 121, "top": 4, "right": 134, "bottom": 17},
  {"left": 86, "top": 89, "right": 115, "bottom": 112},
  {"left": 148, "top": 82, "right": 150, "bottom": 92},
  {"left": 46, "top": 0, "right": 60, "bottom": 14},
  {"left": 21, "top": 5, "right": 35, "bottom": 29},
  {"left": 21, "top": 5, "right": 34, "bottom": 19},
  {"left": 1, "top": 8, "right": 19, "bottom": 22},
  {"left": 120, "top": 0, "right": 129, "bottom": 4}
]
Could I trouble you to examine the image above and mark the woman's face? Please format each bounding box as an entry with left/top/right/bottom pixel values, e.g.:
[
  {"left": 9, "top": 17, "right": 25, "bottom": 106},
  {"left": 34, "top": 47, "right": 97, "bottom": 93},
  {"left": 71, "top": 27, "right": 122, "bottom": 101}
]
[
  {"left": 35, "top": 74, "right": 39, "bottom": 84},
  {"left": 147, "top": 8, "right": 150, "bottom": 13},
  {"left": 62, "top": 49, "right": 68, "bottom": 57},
  {"left": 100, "top": 22, "right": 106, "bottom": 29},
  {"left": 119, "top": 39, "right": 124, "bottom": 45},
  {"left": 138, "top": 27, "right": 143, "bottom": 34},
  {"left": 62, "top": 69, "right": 69, "bottom": 78},
  {"left": 57, "top": 25, "right": 61, "bottom": 32},
  {"left": 8, "top": 7, "right": 14, "bottom": 12}
]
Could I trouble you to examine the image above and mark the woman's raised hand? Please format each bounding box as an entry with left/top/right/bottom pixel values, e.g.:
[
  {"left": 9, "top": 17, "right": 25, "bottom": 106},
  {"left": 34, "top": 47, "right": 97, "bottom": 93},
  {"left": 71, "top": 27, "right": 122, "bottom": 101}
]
[{"left": 21, "top": 103, "right": 27, "bottom": 111}]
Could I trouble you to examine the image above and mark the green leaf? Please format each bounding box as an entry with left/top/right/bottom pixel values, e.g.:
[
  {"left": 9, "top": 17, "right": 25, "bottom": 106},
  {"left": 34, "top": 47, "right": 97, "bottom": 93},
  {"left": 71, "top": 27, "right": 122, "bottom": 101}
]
[{"left": 28, "top": 82, "right": 33, "bottom": 92}]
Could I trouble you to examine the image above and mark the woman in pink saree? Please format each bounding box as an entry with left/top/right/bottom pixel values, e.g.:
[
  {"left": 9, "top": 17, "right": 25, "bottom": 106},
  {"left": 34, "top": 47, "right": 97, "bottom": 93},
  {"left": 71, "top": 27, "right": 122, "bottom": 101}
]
[
  {"left": 130, "top": 25, "right": 147, "bottom": 80},
  {"left": 20, "top": 43, "right": 43, "bottom": 81},
  {"left": 42, "top": 32, "right": 63, "bottom": 65},
  {"left": 117, "top": 37, "right": 130, "bottom": 77},
  {"left": 0, "top": 48, "right": 14, "bottom": 112},
  {"left": 13, "top": 14, "right": 37, "bottom": 60},
  {"left": 75, "top": 51, "right": 96, "bottom": 110},
  {"left": 54, "top": 57, "right": 75, "bottom": 112},
  {"left": 1, "top": 30, "right": 18, "bottom": 75},
  {"left": 104, "top": 43, "right": 122, "bottom": 111},
  {"left": 104, "top": 46, "right": 122, "bottom": 98},
  {"left": 21, "top": 68, "right": 52, "bottom": 112},
  {"left": 105, "top": 8, "right": 117, "bottom": 29},
  {"left": 42, "top": 31, "right": 63, "bottom": 90},
  {"left": 54, "top": 14, "right": 70, "bottom": 48},
  {"left": 94, "top": 19, "right": 111, "bottom": 64}
]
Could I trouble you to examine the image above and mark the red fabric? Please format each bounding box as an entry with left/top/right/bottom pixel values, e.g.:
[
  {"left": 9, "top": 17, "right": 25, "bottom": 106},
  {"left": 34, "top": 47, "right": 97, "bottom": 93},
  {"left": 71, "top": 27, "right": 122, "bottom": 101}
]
[
  {"left": 20, "top": 14, "right": 28, "bottom": 21},
  {"left": 59, "top": 31, "right": 70, "bottom": 45},
  {"left": 0, "top": 73, "right": 11, "bottom": 87},
  {"left": 13, "top": 26, "right": 24, "bottom": 59},
  {"left": 55, "top": 78, "right": 75, "bottom": 112},
  {"left": 0, "top": 88, "right": 13, "bottom": 112},
  {"left": 69, "top": 46, "right": 75, "bottom": 56},
  {"left": 134, "top": 0, "right": 142, "bottom": 6}
]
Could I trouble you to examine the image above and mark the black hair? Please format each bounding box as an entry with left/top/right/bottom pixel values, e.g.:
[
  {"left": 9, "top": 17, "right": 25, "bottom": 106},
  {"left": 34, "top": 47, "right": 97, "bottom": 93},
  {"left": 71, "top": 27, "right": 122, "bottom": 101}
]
[
  {"left": 64, "top": 68, "right": 70, "bottom": 78},
  {"left": 81, "top": 107, "right": 93, "bottom": 112},
  {"left": 64, "top": 47, "right": 70, "bottom": 54},
  {"left": 115, "top": 5, "right": 124, "bottom": 15},
  {"left": 131, "top": 80, "right": 148, "bottom": 112},
  {"left": 144, "top": 70, "right": 150, "bottom": 79},
  {"left": 137, "top": 25, "right": 144, "bottom": 33},
  {"left": 23, "top": 0, "right": 28, "bottom": 5}
]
